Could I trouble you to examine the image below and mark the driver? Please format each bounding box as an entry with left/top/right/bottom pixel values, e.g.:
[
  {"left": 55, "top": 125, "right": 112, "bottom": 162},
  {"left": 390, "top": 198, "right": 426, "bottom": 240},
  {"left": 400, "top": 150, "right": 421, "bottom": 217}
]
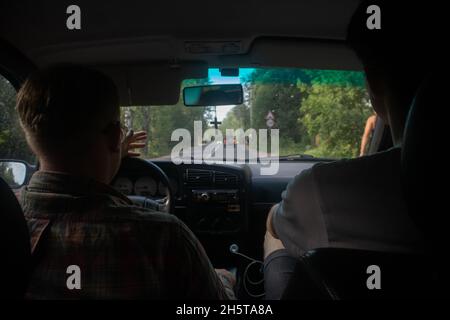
[
  {"left": 263, "top": 0, "right": 429, "bottom": 299},
  {"left": 17, "top": 64, "right": 235, "bottom": 299}
]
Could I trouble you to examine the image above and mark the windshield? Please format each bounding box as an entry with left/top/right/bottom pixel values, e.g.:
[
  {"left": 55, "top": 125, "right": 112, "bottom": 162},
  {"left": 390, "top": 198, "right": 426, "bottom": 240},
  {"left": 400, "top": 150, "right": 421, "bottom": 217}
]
[{"left": 121, "top": 68, "right": 373, "bottom": 161}]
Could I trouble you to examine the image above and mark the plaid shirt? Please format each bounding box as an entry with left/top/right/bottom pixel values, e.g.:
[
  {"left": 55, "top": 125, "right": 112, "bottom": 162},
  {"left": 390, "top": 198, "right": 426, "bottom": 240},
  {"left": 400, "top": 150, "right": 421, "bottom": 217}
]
[{"left": 21, "top": 171, "right": 231, "bottom": 300}]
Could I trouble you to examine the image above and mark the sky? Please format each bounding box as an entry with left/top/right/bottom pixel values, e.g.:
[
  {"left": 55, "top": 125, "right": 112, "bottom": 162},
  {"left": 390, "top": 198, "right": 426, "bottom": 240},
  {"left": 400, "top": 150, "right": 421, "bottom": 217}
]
[{"left": 207, "top": 68, "right": 254, "bottom": 121}]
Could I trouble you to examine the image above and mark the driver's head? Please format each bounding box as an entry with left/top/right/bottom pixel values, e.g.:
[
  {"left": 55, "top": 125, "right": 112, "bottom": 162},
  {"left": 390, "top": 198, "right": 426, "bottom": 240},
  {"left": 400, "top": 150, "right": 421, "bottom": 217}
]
[
  {"left": 347, "top": 1, "right": 434, "bottom": 142},
  {"left": 17, "top": 64, "right": 123, "bottom": 183}
]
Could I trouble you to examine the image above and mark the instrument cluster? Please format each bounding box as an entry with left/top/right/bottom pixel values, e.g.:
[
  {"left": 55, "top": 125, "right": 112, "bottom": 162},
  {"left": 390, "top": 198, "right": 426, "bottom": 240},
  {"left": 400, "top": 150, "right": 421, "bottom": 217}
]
[{"left": 113, "top": 176, "right": 177, "bottom": 197}]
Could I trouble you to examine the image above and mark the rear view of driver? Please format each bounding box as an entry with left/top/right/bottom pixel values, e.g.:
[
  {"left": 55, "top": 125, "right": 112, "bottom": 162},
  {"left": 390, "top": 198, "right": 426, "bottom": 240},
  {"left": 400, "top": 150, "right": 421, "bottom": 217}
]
[{"left": 17, "top": 64, "right": 234, "bottom": 299}]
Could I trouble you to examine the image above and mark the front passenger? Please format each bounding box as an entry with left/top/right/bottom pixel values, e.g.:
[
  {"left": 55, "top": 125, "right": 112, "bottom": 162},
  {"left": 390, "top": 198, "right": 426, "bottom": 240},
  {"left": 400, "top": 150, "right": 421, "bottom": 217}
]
[{"left": 17, "top": 64, "right": 235, "bottom": 299}]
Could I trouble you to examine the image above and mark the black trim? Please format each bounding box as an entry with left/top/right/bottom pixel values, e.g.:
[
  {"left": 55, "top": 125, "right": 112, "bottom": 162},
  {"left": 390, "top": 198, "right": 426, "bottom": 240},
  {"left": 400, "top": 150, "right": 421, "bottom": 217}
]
[{"left": 0, "top": 37, "right": 36, "bottom": 89}]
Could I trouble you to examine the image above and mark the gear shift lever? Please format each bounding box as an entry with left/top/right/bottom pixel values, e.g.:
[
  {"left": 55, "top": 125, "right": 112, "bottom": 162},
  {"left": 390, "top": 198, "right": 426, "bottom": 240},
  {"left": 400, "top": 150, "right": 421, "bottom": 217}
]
[
  {"left": 229, "top": 244, "right": 239, "bottom": 254},
  {"left": 228, "top": 243, "right": 264, "bottom": 298},
  {"left": 229, "top": 243, "right": 261, "bottom": 263}
]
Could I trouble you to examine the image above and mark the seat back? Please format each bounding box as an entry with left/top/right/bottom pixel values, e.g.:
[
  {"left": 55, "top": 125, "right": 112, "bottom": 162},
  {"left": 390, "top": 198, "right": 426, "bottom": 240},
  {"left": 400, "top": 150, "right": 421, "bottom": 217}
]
[
  {"left": 0, "top": 177, "right": 31, "bottom": 299},
  {"left": 281, "top": 73, "right": 443, "bottom": 300},
  {"left": 401, "top": 73, "right": 449, "bottom": 293},
  {"left": 282, "top": 248, "right": 432, "bottom": 299}
]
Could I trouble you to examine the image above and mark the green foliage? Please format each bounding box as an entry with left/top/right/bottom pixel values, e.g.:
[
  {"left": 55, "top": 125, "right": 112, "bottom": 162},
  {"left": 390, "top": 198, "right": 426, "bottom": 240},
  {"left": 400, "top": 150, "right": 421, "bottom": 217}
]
[
  {"left": 0, "top": 77, "right": 35, "bottom": 163},
  {"left": 222, "top": 69, "right": 311, "bottom": 152},
  {"left": 219, "top": 68, "right": 371, "bottom": 159},
  {"left": 299, "top": 82, "right": 372, "bottom": 158},
  {"left": 0, "top": 162, "right": 15, "bottom": 185},
  {"left": 220, "top": 104, "right": 250, "bottom": 132},
  {"left": 305, "top": 69, "right": 366, "bottom": 87},
  {"left": 121, "top": 79, "right": 212, "bottom": 159},
  {"left": 278, "top": 137, "right": 304, "bottom": 156}
]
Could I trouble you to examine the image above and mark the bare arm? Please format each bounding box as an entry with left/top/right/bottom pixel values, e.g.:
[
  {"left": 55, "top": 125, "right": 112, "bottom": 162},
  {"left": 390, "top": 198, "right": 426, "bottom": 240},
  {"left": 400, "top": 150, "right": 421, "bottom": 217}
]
[
  {"left": 266, "top": 203, "right": 279, "bottom": 239},
  {"left": 264, "top": 168, "right": 327, "bottom": 258},
  {"left": 360, "top": 116, "right": 376, "bottom": 156}
]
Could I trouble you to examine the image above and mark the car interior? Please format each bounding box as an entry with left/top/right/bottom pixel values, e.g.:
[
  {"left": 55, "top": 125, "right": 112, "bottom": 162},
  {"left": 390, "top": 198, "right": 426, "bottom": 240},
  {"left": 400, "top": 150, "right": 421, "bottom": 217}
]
[{"left": 0, "top": 0, "right": 445, "bottom": 301}]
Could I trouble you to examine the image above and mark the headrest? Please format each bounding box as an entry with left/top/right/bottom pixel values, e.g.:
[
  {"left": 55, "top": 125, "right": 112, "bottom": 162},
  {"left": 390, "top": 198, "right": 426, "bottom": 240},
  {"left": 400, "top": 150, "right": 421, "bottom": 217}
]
[
  {"left": 0, "top": 177, "right": 31, "bottom": 298},
  {"left": 401, "top": 73, "right": 444, "bottom": 243}
]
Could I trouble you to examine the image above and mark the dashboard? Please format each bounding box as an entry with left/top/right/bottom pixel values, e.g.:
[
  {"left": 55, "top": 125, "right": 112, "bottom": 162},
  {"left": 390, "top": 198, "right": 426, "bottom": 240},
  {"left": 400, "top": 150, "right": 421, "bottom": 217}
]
[
  {"left": 112, "top": 159, "right": 250, "bottom": 234},
  {"left": 111, "top": 159, "right": 319, "bottom": 266}
]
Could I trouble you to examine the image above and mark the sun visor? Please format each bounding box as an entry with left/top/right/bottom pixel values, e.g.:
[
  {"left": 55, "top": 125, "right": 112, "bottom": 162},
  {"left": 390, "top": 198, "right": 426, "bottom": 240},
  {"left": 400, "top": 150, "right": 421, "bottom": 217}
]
[
  {"left": 219, "top": 38, "right": 362, "bottom": 71},
  {"left": 99, "top": 62, "right": 208, "bottom": 106}
]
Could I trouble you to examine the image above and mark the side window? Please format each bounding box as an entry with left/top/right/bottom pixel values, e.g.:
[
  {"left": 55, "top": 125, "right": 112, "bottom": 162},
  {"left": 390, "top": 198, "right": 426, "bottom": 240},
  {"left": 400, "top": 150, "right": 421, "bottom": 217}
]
[{"left": 0, "top": 74, "right": 35, "bottom": 163}]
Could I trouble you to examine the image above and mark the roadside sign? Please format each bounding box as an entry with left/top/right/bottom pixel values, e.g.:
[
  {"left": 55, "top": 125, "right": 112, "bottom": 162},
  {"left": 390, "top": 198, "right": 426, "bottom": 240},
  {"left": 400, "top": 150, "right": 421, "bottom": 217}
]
[
  {"left": 265, "top": 111, "right": 275, "bottom": 128},
  {"left": 265, "top": 111, "right": 275, "bottom": 120}
]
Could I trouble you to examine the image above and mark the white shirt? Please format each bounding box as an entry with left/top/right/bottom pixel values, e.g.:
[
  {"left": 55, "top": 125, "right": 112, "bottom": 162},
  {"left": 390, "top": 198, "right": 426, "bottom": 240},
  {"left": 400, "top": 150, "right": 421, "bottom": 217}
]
[{"left": 272, "top": 148, "right": 423, "bottom": 257}]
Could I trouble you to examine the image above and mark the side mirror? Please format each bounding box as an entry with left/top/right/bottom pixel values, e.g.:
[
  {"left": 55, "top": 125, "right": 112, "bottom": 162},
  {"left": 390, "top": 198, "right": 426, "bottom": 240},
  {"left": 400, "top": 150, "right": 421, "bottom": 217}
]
[
  {"left": 0, "top": 160, "right": 32, "bottom": 189},
  {"left": 183, "top": 84, "right": 244, "bottom": 107}
]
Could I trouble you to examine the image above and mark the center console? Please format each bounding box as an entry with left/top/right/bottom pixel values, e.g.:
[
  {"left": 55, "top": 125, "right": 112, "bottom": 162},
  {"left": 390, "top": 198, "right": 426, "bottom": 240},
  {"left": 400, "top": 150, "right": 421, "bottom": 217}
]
[{"left": 183, "top": 167, "right": 248, "bottom": 234}]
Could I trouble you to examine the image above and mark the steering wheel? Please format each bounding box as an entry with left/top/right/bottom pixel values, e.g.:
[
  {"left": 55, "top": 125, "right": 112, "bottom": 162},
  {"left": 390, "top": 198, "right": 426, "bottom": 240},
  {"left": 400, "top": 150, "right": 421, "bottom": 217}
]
[{"left": 113, "top": 157, "right": 174, "bottom": 214}]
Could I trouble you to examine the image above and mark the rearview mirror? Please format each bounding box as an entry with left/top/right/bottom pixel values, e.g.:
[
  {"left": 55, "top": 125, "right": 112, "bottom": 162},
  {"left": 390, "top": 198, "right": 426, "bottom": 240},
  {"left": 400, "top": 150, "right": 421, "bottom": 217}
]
[
  {"left": 183, "top": 84, "right": 243, "bottom": 107},
  {"left": 0, "top": 160, "right": 30, "bottom": 189}
]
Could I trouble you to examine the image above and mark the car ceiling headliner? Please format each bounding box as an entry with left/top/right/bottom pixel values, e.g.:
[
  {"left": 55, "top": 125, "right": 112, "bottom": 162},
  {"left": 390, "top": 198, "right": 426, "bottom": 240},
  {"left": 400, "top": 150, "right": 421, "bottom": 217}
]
[{"left": 0, "top": 0, "right": 363, "bottom": 105}]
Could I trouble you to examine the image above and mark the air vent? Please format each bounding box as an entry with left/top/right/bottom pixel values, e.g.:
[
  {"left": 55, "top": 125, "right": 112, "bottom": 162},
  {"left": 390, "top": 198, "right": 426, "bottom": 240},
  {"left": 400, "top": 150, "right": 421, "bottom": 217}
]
[
  {"left": 185, "top": 169, "right": 213, "bottom": 187},
  {"left": 214, "top": 171, "right": 238, "bottom": 186}
]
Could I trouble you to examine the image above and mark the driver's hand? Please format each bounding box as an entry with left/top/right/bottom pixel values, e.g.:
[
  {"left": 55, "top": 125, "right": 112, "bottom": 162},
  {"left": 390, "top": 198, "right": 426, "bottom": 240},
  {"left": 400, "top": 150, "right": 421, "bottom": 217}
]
[
  {"left": 121, "top": 130, "right": 147, "bottom": 158},
  {"left": 264, "top": 231, "right": 285, "bottom": 259},
  {"left": 266, "top": 203, "right": 279, "bottom": 239}
]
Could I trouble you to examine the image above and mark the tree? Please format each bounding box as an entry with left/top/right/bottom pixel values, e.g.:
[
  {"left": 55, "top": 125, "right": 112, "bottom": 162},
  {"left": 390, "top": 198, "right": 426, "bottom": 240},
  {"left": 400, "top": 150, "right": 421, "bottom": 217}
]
[
  {"left": 0, "top": 76, "right": 35, "bottom": 163},
  {"left": 0, "top": 162, "right": 15, "bottom": 186},
  {"left": 121, "top": 78, "right": 212, "bottom": 159},
  {"left": 220, "top": 103, "right": 250, "bottom": 132},
  {"left": 299, "top": 80, "right": 372, "bottom": 158},
  {"left": 242, "top": 68, "right": 312, "bottom": 155},
  {"left": 237, "top": 68, "right": 370, "bottom": 158}
]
